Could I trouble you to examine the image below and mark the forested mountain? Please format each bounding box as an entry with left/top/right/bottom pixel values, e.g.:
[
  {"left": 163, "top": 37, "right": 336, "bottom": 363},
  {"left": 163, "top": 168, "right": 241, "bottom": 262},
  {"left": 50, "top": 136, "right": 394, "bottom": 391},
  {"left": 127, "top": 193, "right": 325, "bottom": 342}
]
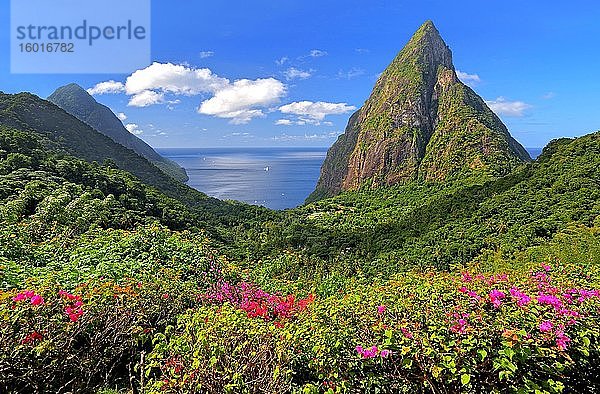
[
  {"left": 0, "top": 92, "right": 208, "bottom": 206},
  {"left": 308, "top": 21, "right": 530, "bottom": 202},
  {"left": 48, "top": 83, "right": 189, "bottom": 183},
  {"left": 241, "top": 131, "right": 600, "bottom": 281}
]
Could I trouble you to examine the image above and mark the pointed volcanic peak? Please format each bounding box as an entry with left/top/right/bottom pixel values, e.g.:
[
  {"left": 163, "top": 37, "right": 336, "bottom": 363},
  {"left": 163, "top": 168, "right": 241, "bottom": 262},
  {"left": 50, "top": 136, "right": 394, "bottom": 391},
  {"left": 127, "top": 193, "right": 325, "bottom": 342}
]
[
  {"left": 307, "top": 21, "right": 530, "bottom": 202},
  {"left": 48, "top": 83, "right": 188, "bottom": 183}
]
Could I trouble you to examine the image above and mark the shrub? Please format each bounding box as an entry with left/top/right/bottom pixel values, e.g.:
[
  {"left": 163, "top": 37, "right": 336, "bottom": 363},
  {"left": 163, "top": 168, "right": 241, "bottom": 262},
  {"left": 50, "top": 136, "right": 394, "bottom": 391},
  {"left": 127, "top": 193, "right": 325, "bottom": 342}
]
[{"left": 146, "top": 262, "right": 600, "bottom": 393}]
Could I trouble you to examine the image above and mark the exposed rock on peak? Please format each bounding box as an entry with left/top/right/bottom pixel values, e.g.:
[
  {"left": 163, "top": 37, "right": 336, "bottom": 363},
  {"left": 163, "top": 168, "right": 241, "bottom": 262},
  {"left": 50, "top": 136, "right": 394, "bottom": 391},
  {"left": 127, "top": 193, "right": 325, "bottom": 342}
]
[{"left": 307, "top": 21, "right": 530, "bottom": 202}]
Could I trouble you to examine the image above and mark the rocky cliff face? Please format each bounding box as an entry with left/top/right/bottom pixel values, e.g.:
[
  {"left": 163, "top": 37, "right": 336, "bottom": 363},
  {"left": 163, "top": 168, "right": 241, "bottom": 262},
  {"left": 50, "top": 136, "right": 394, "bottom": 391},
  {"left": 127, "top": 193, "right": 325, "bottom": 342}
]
[{"left": 307, "top": 21, "right": 530, "bottom": 202}]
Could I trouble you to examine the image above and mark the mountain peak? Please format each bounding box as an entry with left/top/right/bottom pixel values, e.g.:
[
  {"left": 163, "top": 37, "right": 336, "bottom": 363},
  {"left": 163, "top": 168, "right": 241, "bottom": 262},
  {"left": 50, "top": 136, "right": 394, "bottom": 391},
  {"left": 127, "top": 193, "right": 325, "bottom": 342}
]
[
  {"left": 307, "top": 21, "right": 530, "bottom": 202},
  {"left": 412, "top": 20, "right": 442, "bottom": 43},
  {"left": 48, "top": 83, "right": 189, "bottom": 183},
  {"left": 49, "top": 83, "right": 96, "bottom": 108},
  {"left": 394, "top": 20, "right": 453, "bottom": 72}
]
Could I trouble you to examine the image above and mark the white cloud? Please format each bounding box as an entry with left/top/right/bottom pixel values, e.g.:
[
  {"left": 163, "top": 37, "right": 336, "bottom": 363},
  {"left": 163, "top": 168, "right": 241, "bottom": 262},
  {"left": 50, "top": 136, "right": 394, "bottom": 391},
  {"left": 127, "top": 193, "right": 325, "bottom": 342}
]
[
  {"left": 542, "top": 92, "right": 556, "bottom": 99},
  {"left": 125, "top": 123, "right": 143, "bottom": 135},
  {"left": 355, "top": 48, "right": 370, "bottom": 54},
  {"left": 283, "top": 67, "right": 312, "bottom": 80},
  {"left": 485, "top": 97, "right": 532, "bottom": 117},
  {"left": 87, "top": 80, "right": 125, "bottom": 95},
  {"left": 279, "top": 101, "right": 356, "bottom": 123},
  {"left": 276, "top": 56, "right": 289, "bottom": 66},
  {"left": 125, "top": 62, "right": 228, "bottom": 97},
  {"left": 116, "top": 112, "right": 127, "bottom": 121},
  {"left": 199, "top": 51, "right": 214, "bottom": 58},
  {"left": 90, "top": 62, "right": 287, "bottom": 124},
  {"left": 128, "top": 90, "right": 165, "bottom": 107},
  {"left": 275, "top": 119, "right": 293, "bottom": 125},
  {"left": 198, "top": 78, "right": 286, "bottom": 124},
  {"left": 456, "top": 70, "right": 481, "bottom": 87},
  {"left": 310, "top": 49, "right": 327, "bottom": 57},
  {"left": 337, "top": 67, "right": 365, "bottom": 79}
]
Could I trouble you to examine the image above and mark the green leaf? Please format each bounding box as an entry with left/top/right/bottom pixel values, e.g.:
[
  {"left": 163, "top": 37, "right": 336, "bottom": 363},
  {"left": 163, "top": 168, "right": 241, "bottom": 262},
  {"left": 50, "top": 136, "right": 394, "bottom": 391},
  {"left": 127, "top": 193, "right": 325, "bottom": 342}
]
[
  {"left": 461, "top": 374, "right": 471, "bottom": 386},
  {"left": 477, "top": 349, "right": 487, "bottom": 361}
]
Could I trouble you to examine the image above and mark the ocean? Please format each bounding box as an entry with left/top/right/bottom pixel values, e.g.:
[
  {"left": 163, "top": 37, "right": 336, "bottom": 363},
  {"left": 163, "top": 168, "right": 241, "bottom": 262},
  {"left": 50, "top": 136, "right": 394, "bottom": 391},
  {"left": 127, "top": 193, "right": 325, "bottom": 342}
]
[
  {"left": 157, "top": 147, "right": 328, "bottom": 210},
  {"left": 158, "top": 147, "right": 543, "bottom": 210}
]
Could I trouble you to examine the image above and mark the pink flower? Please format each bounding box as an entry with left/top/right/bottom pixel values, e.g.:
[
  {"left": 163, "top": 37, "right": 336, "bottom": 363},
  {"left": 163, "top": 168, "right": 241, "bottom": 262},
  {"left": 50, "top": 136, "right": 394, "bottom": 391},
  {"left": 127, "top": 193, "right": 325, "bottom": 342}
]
[
  {"left": 162, "top": 293, "right": 170, "bottom": 299},
  {"left": 356, "top": 345, "right": 379, "bottom": 359},
  {"left": 12, "top": 293, "right": 28, "bottom": 302},
  {"left": 539, "top": 320, "right": 553, "bottom": 333},
  {"left": 377, "top": 305, "right": 386, "bottom": 314},
  {"left": 380, "top": 350, "right": 391, "bottom": 358},
  {"left": 489, "top": 289, "right": 505, "bottom": 308},
  {"left": 555, "top": 330, "right": 571, "bottom": 350},
  {"left": 450, "top": 318, "right": 468, "bottom": 334},
  {"left": 541, "top": 263, "right": 551, "bottom": 272},
  {"left": 537, "top": 294, "right": 562, "bottom": 310},
  {"left": 401, "top": 327, "right": 414, "bottom": 339},
  {"left": 58, "top": 290, "right": 81, "bottom": 302},
  {"left": 467, "top": 290, "right": 482, "bottom": 301},
  {"left": 364, "top": 346, "right": 378, "bottom": 358},
  {"left": 509, "top": 287, "right": 531, "bottom": 306},
  {"left": 30, "top": 295, "right": 44, "bottom": 306}
]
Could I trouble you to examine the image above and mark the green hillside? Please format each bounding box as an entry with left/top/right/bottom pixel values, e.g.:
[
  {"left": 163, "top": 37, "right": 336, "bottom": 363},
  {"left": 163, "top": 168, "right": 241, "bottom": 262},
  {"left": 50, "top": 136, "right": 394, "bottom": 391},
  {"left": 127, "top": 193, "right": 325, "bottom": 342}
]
[
  {"left": 0, "top": 92, "right": 209, "bottom": 207},
  {"left": 48, "top": 83, "right": 189, "bottom": 183},
  {"left": 241, "top": 132, "right": 600, "bottom": 283}
]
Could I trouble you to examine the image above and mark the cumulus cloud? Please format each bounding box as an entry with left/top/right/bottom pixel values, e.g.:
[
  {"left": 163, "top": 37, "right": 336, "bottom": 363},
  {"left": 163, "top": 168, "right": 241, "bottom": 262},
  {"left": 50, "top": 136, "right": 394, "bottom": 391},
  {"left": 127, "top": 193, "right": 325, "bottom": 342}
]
[
  {"left": 128, "top": 90, "right": 165, "bottom": 107},
  {"left": 87, "top": 80, "right": 125, "bottom": 95},
  {"left": 90, "top": 62, "right": 287, "bottom": 124},
  {"left": 125, "top": 62, "right": 228, "bottom": 97},
  {"left": 199, "top": 51, "right": 214, "bottom": 58},
  {"left": 485, "top": 97, "right": 531, "bottom": 117},
  {"left": 279, "top": 101, "right": 355, "bottom": 124},
  {"left": 198, "top": 78, "right": 286, "bottom": 124},
  {"left": 456, "top": 70, "right": 481, "bottom": 86},
  {"left": 283, "top": 67, "right": 312, "bottom": 80},
  {"left": 116, "top": 112, "right": 127, "bottom": 121},
  {"left": 125, "top": 123, "right": 143, "bottom": 135},
  {"left": 309, "top": 49, "right": 327, "bottom": 57}
]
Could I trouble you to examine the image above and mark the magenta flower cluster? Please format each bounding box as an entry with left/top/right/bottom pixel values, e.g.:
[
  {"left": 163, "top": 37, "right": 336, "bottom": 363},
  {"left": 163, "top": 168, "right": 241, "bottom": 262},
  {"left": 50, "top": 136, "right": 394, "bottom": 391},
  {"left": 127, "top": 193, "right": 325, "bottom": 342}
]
[
  {"left": 12, "top": 290, "right": 44, "bottom": 306},
  {"left": 455, "top": 263, "right": 600, "bottom": 351},
  {"left": 201, "top": 281, "right": 314, "bottom": 321},
  {"left": 355, "top": 345, "right": 391, "bottom": 359}
]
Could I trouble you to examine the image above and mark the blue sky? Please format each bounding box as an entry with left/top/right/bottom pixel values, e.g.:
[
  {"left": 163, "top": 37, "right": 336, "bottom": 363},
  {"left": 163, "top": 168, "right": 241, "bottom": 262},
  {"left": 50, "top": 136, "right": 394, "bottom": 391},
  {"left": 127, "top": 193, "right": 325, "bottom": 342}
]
[{"left": 1, "top": 0, "right": 599, "bottom": 148}]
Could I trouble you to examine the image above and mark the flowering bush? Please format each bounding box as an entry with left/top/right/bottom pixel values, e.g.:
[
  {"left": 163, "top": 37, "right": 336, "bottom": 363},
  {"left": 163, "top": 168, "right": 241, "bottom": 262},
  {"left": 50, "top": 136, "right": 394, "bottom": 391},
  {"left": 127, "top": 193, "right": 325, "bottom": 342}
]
[
  {"left": 146, "top": 282, "right": 315, "bottom": 393},
  {"left": 0, "top": 273, "right": 201, "bottom": 393},
  {"left": 3, "top": 259, "right": 600, "bottom": 393},
  {"left": 145, "top": 262, "right": 600, "bottom": 393}
]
